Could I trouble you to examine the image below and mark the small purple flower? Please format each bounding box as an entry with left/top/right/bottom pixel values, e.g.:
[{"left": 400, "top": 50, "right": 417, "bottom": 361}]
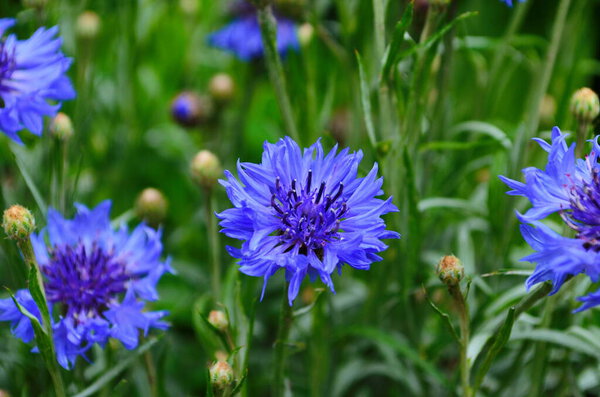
[
  {"left": 208, "top": 5, "right": 299, "bottom": 61},
  {"left": 500, "top": 127, "right": 600, "bottom": 311},
  {"left": 218, "top": 137, "right": 400, "bottom": 305},
  {"left": 0, "top": 201, "right": 173, "bottom": 369},
  {"left": 0, "top": 18, "right": 75, "bottom": 143}
]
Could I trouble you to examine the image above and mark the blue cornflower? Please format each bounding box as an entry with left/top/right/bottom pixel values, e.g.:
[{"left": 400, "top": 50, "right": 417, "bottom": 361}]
[
  {"left": 0, "top": 18, "right": 75, "bottom": 143},
  {"left": 500, "top": 126, "right": 600, "bottom": 311},
  {"left": 207, "top": 4, "right": 299, "bottom": 61},
  {"left": 501, "top": 0, "right": 525, "bottom": 6},
  {"left": 0, "top": 201, "right": 172, "bottom": 369},
  {"left": 218, "top": 137, "right": 400, "bottom": 304}
]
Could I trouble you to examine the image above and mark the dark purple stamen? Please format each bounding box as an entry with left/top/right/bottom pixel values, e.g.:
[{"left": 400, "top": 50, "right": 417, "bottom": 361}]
[
  {"left": 269, "top": 175, "right": 349, "bottom": 254},
  {"left": 42, "top": 244, "right": 129, "bottom": 322},
  {"left": 562, "top": 169, "right": 600, "bottom": 252}
]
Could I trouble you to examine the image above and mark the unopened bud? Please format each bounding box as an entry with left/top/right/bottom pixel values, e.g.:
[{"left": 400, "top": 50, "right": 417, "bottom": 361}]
[
  {"left": 570, "top": 87, "right": 600, "bottom": 124},
  {"left": 437, "top": 255, "right": 464, "bottom": 286},
  {"left": 208, "top": 310, "right": 229, "bottom": 331},
  {"left": 209, "top": 73, "right": 235, "bottom": 105},
  {"left": 191, "top": 150, "right": 222, "bottom": 190},
  {"left": 0, "top": 390, "right": 11, "bottom": 397},
  {"left": 171, "top": 91, "right": 214, "bottom": 128},
  {"left": 135, "top": 188, "right": 168, "bottom": 227},
  {"left": 209, "top": 361, "right": 234, "bottom": 390},
  {"left": 76, "top": 11, "right": 101, "bottom": 40},
  {"left": 3, "top": 205, "right": 35, "bottom": 241},
  {"left": 179, "top": 0, "right": 199, "bottom": 15},
  {"left": 50, "top": 112, "right": 74, "bottom": 140},
  {"left": 298, "top": 23, "right": 314, "bottom": 47},
  {"left": 328, "top": 108, "right": 350, "bottom": 145}
]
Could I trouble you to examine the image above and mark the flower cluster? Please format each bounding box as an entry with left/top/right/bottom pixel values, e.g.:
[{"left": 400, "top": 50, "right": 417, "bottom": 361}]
[
  {"left": 218, "top": 137, "right": 400, "bottom": 304},
  {"left": 0, "top": 18, "right": 75, "bottom": 143},
  {"left": 500, "top": 127, "right": 600, "bottom": 311},
  {"left": 0, "top": 201, "right": 172, "bottom": 368},
  {"left": 208, "top": 2, "right": 299, "bottom": 61}
]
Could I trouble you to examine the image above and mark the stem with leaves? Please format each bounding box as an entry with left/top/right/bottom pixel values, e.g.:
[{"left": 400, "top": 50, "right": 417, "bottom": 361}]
[{"left": 447, "top": 282, "right": 472, "bottom": 397}]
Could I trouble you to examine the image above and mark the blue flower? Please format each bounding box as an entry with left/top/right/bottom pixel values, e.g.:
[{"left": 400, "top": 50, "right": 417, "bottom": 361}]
[
  {"left": 218, "top": 137, "right": 400, "bottom": 305},
  {"left": 0, "top": 18, "right": 75, "bottom": 143},
  {"left": 500, "top": 126, "right": 600, "bottom": 311},
  {"left": 0, "top": 201, "right": 173, "bottom": 369},
  {"left": 208, "top": 11, "right": 299, "bottom": 61},
  {"left": 501, "top": 0, "right": 525, "bottom": 6}
]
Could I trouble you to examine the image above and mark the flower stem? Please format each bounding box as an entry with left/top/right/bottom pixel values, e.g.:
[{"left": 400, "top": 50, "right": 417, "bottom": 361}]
[
  {"left": 514, "top": 0, "right": 572, "bottom": 168},
  {"left": 143, "top": 348, "right": 158, "bottom": 397},
  {"left": 206, "top": 190, "right": 221, "bottom": 300},
  {"left": 447, "top": 283, "right": 472, "bottom": 397},
  {"left": 17, "top": 238, "right": 66, "bottom": 397},
  {"left": 273, "top": 283, "right": 293, "bottom": 397},
  {"left": 256, "top": 4, "right": 299, "bottom": 142}
]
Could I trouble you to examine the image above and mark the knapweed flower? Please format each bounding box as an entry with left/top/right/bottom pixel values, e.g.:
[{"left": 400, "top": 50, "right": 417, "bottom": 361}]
[
  {"left": 0, "top": 18, "right": 75, "bottom": 143},
  {"left": 500, "top": 126, "right": 600, "bottom": 311},
  {"left": 218, "top": 137, "right": 400, "bottom": 304},
  {"left": 207, "top": 2, "right": 299, "bottom": 61},
  {"left": 0, "top": 201, "right": 172, "bottom": 368}
]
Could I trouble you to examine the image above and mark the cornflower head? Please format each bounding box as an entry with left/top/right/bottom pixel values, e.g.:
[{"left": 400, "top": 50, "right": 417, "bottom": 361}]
[
  {"left": 501, "top": 0, "right": 525, "bottom": 6},
  {"left": 0, "top": 18, "right": 75, "bottom": 143},
  {"left": 0, "top": 201, "right": 173, "bottom": 368},
  {"left": 207, "top": 1, "right": 299, "bottom": 61},
  {"left": 218, "top": 137, "right": 400, "bottom": 305},
  {"left": 500, "top": 127, "right": 600, "bottom": 311}
]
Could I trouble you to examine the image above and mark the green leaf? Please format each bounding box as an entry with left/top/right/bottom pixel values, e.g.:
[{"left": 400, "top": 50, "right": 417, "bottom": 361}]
[
  {"left": 472, "top": 307, "right": 516, "bottom": 391},
  {"left": 293, "top": 288, "right": 325, "bottom": 318},
  {"left": 231, "top": 369, "right": 248, "bottom": 395},
  {"left": 398, "top": 11, "right": 478, "bottom": 61},
  {"left": 73, "top": 337, "right": 160, "bottom": 397},
  {"left": 355, "top": 51, "right": 377, "bottom": 148},
  {"left": 510, "top": 328, "right": 600, "bottom": 358},
  {"left": 337, "top": 326, "right": 448, "bottom": 386},
  {"left": 10, "top": 143, "right": 48, "bottom": 215},
  {"left": 418, "top": 197, "right": 485, "bottom": 215},
  {"left": 449, "top": 121, "right": 512, "bottom": 149},
  {"left": 381, "top": 2, "right": 414, "bottom": 80},
  {"left": 27, "top": 264, "right": 52, "bottom": 333},
  {"left": 423, "top": 286, "right": 461, "bottom": 345}
]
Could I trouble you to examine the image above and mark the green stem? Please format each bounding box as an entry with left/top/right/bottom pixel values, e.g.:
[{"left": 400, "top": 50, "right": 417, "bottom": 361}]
[
  {"left": 206, "top": 190, "right": 221, "bottom": 300},
  {"left": 513, "top": 0, "right": 572, "bottom": 169},
  {"left": 528, "top": 294, "right": 557, "bottom": 396},
  {"left": 448, "top": 283, "right": 471, "bottom": 397},
  {"left": 273, "top": 283, "right": 293, "bottom": 397},
  {"left": 17, "top": 238, "right": 66, "bottom": 397},
  {"left": 575, "top": 120, "right": 590, "bottom": 158},
  {"left": 143, "top": 349, "right": 158, "bottom": 397},
  {"left": 372, "top": 0, "right": 393, "bottom": 139},
  {"left": 256, "top": 5, "right": 299, "bottom": 142}
]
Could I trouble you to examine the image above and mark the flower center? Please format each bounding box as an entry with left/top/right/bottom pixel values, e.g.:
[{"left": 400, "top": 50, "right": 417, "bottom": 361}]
[
  {"left": 42, "top": 244, "right": 129, "bottom": 321},
  {"left": 562, "top": 169, "right": 600, "bottom": 252},
  {"left": 270, "top": 170, "right": 348, "bottom": 254},
  {"left": 0, "top": 39, "right": 16, "bottom": 97}
]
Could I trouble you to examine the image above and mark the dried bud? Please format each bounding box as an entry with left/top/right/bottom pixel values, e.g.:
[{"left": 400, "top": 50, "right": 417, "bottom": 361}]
[
  {"left": 437, "top": 255, "right": 464, "bottom": 286},
  {"left": 209, "top": 361, "right": 234, "bottom": 390},
  {"left": 298, "top": 23, "right": 314, "bottom": 47},
  {"left": 3, "top": 205, "right": 35, "bottom": 241},
  {"left": 191, "top": 150, "right": 222, "bottom": 190},
  {"left": 50, "top": 112, "right": 74, "bottom": 140},
  {"left": 76, "top": 11, "right": 101, "bottom": 40},
  {"left": 328, "top": 108, "right": 350, "bottom": 145},
  {"left": 135, "top": 188, "right": 168, "bottom": 227},
  {"left": 209, "top": 73, "right": 235, "bottom": 105},
  {"left": 570, "top": 87, "right": 600, "bottom": 124},
  {"left": 171, "top": 91, "right": 214, "bottom": 128},
  {"left": 208, "top": 310, "right": 229, "bottom": 331}
]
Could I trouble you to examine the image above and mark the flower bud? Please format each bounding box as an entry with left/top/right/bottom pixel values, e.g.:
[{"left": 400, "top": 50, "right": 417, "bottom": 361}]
[
  {"left": 179, "top": 0, "right": 199, "bottom": 15},
  {"left": 208, "top": 310, "right": 229, "bottom": 331},
  {"left": 570, "top": 87, "right": 600, "bottom": 124},
  {"left": 76, "top": 11, "right": 101, "bottom": 40},
  {"left": 209, "top": 360, "right": 234, "bottom": 390},
  {"left": 135, "top": 188, "right": 168, "bottom": 227},
  {"left": 50, "top": 112, "right": 74, "bottom": 140},
  {"left": 0, "top": 390, "right": 11, "bottom": 397},
  {"left": 298, "top": 23, "right": 314, "bottom": 47},
  {"left": 328, "top": 108, "right": 350, "bottom": 145},
  {"left": 539, "top": 94, "right": 557, "bottom": 128},
  {"left": 3, "top": 205, "right": 35, "bottom": 241},
  {"left": 209, "top": 73, "right": 235, "bottom": 105},
  {"left": 171, "top": 91, "right": 214, "bottom": 128},
  {"left": 437, "top": 255, "right": 464, "bottom": 286},
  {"left": 191, "top": 150, "right": 222, "bottom": 190}
]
